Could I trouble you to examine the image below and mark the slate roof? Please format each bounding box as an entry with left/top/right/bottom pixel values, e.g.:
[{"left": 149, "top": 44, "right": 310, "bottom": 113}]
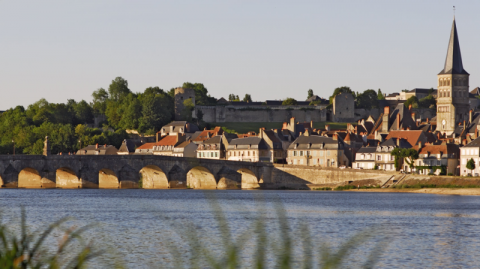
[
  {"left": 464, "top": 136, "right": 480, "bottom": 148},
  {"left": 439, "top": 19, "right": 469, "bottom": 75},
  {"left": 228, "top": 137, "right": 268, "bottom": 149},
  {"left": 380, "top": 138, "right": 412, "bottom": 148},
  {"left": 203, "top": 136, "right": 222, "bottom": 145},
  {"left": 118, "top": 139, "right": 139, "bottom": 153},
  {"left": 357, "top": 147, "right": 377, "bottom": 153},
  {"left": 288, "top": 135, "right": 341, "bottom": 150}
]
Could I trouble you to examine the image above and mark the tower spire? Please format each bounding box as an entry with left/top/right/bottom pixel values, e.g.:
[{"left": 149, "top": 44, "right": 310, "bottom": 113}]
[{"left": 440, "top": 18, "right": 468, "bottom": 75}]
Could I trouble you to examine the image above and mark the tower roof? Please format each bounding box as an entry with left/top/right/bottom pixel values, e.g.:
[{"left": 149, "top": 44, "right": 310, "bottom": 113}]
[{"left": 439, "top": 19, "right": 468, "bottom": 75}]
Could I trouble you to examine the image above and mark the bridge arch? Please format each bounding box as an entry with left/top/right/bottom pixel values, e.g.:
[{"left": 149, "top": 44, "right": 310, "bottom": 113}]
[
  {"left": 99, "top": 168, "right": 119, "bottom": 189},
  {"left": 187, "top": 166, "right": 217, "bottom": 189},
  {"left": 238, "top": 168, "right": 260, "bottom": 189},
  {"left": 139, "top": 165, "right": 168, "bottom": 189},
  {"left": 56, "top": 167, "right": 81, "bottom": 189},
  {"left": 168, "top": 165, "right": 187, "bottom": 188},
  {"left": 18, "top": 167, "right": 55, "bottom": 188},
  {"left": 217, "top": 166, "right": 241, "bottom": 189}
]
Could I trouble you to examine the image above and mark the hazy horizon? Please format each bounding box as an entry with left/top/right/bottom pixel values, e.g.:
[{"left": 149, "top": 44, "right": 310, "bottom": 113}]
[{"left": 1, "top": 1, "right": 479, "bottom": 109}]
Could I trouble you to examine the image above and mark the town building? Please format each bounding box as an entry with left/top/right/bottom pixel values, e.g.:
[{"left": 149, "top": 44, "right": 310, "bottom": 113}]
[
  {"left": 436, "top": 19, "right": 470, "bottom": 135},
  {"left": 460, "top": 137, "right": 480, "bottom": 176},
  {"left": 173, "top": 140, "right": 197, "bottom": 158},
  {"left": 286, "top": 134, "right": 349, "bottom": 167},
  {"left": 226, "top": 137, "right": 270, "bottom": 162},
  {"left": 76, "top": 144, "right": 118, "bottom": 155},
  {"left": 117, "top": 139, "right": 141, "bottom": 155},
  {"left": 408, "top": 142, "right": 459, "bottom": 176},
  {"left": 158, "top": 121, "right": 199, "bottom": 138}
]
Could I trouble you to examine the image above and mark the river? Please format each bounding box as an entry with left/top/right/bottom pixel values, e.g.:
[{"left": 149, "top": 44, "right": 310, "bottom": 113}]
[{"left": 0, "top": 189, "right": 479, "bottom": 268}]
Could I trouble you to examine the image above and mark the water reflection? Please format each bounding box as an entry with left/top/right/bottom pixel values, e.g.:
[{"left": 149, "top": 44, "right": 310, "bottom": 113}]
[{"left": 0, "top": 189, "right": 479, "bottom": 268}]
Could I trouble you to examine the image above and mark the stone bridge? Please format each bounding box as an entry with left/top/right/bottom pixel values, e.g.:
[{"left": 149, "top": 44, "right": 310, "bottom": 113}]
[{"left": 0, "top": 155, "right": 274, "bottom": 189}]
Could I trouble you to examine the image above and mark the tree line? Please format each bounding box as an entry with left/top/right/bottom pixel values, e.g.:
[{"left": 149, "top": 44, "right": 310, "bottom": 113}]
[{"left": 0, "top": 77, "right": 216, "bottom": 155}]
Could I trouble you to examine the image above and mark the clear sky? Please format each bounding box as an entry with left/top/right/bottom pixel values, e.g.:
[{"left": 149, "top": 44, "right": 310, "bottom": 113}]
[{"left": 1, "top": 0, "right": 479, "bottom": 109}]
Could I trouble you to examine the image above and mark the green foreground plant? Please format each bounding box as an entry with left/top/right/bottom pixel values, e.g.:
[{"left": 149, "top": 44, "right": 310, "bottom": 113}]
[
  {"left": 0, "top": 208, "right": 101, "bottom": 269},
  {"left": 166, "top": 193, "right": 388, "bottom": 269}
]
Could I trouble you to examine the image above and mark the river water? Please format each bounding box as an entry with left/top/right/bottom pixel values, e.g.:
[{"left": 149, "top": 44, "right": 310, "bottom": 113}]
[{"left": 0, "top": 189, "right": 479, "bottom": 268}]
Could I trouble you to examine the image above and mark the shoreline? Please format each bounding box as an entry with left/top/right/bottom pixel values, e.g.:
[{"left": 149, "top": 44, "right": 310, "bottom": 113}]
[{"left": 342, "top": 188, "right": 480, "bottom": 196}]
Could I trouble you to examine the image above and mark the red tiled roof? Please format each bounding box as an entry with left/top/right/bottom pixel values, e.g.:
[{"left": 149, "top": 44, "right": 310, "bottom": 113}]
[
  {"left": 385, "top": 130, "right": 423, "bottom": 147},
  {"left": 412, "top": 144, "right": 459, "bottom": 155},
  {"left": 156, "top": 135, "right": 178, "bottom": 146},
  {"left": 136, "top": 142, "right": 156, "bottom": 150},
  {"left": 193, "top": 127, "right": 223, "bottom": 142}
]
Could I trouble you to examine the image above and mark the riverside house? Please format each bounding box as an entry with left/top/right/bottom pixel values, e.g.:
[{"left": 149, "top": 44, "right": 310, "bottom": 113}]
[
  {"left": 407, "top": 142, "right": 459, "bottom": 175},
  {"left": 286, "top": 133, "right": 349, "bottom": 167},
  {"left": 460, "top": 137, "right": 480, "bottom": 176},
  {"left": 226, "top": 137, "right": 270, "bottom": 162}
]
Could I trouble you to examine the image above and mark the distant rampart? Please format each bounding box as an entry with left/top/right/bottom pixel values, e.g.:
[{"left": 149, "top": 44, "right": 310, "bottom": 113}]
[{"left": 196, "top": 105, "right": 326, "bottom": 123}]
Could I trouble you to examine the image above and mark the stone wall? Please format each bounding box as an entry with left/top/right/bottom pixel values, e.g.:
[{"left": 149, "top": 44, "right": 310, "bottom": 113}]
[
  {"left": 266, "top": 164, "right": 396, "bottom": 189},
  {"left": 196, "top": 106, "right": 327, "bottom": 123},
  {"left": 333, "top": 93, "right": 355, "bottom": 122}
]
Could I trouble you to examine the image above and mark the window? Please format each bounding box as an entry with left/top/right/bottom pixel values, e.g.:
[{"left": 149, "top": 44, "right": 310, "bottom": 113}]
[
  {"left": 300, "top": 151, "right": 304, "bottom": 156},
  {"left": 320, "top": 151, "right": 324, "bottom": 157},
  {"left": 294, "top": 159, "right": 297, "bottom": 165},
  {"left": 248, "top": 151, "right": 250, "bottom": 156},
  {"left": 320, "top": 159, "right": 324, "bottom": 165},
  {"left": 313, "top": 159, "right": 317, "bottom": 164},
  {"left": 253, "top": 151, "right": 255, "bottom": 156},
  {"left": 361, "top": 154, "right": 365, "bottom": 159},
  {"left": 462, "top": 149, "right": 465, "bottom": 155},
  {"left": 300, "top": 159, "right": 304, "bottom": 165},
  {"left": 391, "top": 155, "right": 395, "bottom": 161},
  {"left": 313, "top": 151, "right": 317, "bottom": 156},
  {"left": 462, "top": 158, "right": 466, "bottom": 164},
  {"left": 215, "top": 152, "right": 218, "bottom": 158},
  {"left": 327, "top": 151, "right": 330, "bottom": 156},
  {"left": 294, "top": 151, "right": 297, "bottom": 156},
  {"left": 377, "top": 155, "right": 382, "bottom": 161}
]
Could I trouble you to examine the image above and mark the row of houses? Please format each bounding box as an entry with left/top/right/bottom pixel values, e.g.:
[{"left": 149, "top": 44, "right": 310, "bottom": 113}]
[{"left": 76, "top": 113, "right": 480, "bottom": 176}]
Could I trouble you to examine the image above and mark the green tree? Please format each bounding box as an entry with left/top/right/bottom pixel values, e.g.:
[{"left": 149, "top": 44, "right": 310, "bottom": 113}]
[
  {"left": 307, "top": 89, "right": 313, "bottom": 99},
  {"left": 356, "top": 89, "right": 379, "bottom": 109},
  {"left": 404, "top": 96, "right": 419, "bottom": 109},
  {"left": 282, "top": 98, "right": 298, "bottom": 106},
  {"left": 108, "top": 77, "right": 131, "bottom": 101},
  {"left": 377, "top": 89, "right": 385, "bottom": 100},
  {"left": 183, "top": 82, "right": 217, "bottom": 105},
  {"left": 228, "top": 94, "right": 240, "bottom": 102},
  {"left": 329, "top": 86, "right": 354, "bottom": 104},
  {"left": 74, "top": 100, "right": 94, "bottom": 124},
  {"left": 92, "top": 88, "right": 109, "bottom": 115},
  {"left": 467, "top": 158, "right": 476, "bottom": 175},
  {"left": 391, "top": 148, "right": 419, "bottom": 171},
  {"left": 243, "top": 94, "right": 252, "bottom": 103},
  {"left": 138, "top": 87, "right": 174, "bottom": 133},
  {"left": 418, "top": 95, "right": 436, "bottom": 109}
]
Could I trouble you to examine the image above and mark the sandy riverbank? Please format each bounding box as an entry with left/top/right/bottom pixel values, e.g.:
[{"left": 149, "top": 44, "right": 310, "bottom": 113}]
[{"left": 343, "top": 188, "right": 480, "bottom": 196}]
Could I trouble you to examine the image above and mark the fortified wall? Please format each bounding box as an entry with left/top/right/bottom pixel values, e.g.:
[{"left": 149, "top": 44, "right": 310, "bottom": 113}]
[{"left": 196, "top": 105, "right": 327, "bottom": 123}]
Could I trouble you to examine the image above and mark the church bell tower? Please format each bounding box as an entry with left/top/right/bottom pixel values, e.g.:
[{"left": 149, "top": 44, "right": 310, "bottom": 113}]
[{"left": 436, "top": 18, "right": 470, "bottom": 135}]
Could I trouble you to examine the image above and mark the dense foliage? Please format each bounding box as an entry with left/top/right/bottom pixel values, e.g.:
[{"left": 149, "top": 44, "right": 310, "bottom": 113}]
[
  {"left": 0, "top": 77, "right": 183, "bottom": 155},
  {"left": 282, "top": 98, "right": 298, "bottom": 106}
]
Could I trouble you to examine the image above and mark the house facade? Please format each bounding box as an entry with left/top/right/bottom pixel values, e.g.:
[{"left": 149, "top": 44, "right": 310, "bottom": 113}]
[{"left": 286, "top": 134, "right": 349, "bottom": 167}]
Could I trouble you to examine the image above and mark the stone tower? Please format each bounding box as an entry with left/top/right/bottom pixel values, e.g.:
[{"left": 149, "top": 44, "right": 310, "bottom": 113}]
[
  {"left": 436, "top": 19, "right": 470, "bottom": 135},
  {"left": 174, "top": 87, "right": 196, "bottom": 121}
]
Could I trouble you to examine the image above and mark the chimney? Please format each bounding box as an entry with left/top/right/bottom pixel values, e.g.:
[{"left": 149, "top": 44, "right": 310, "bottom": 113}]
[
  {"left": 325, "top": 125, "right": 330, "bottom": 131},
  {"left": 377, "top": 141, "right": 380, "bottom": 146},
  {"left": 282, "top": 122, "right": 288, "bottom": 129},
  {"left": 464, "top": 120, "right": 466, "bottom": 129},
  {"left": 408, "top": 104, "right": 412, "bottom": 110},
  {"left": 374, "top": 130, "right": 378, "bottom": 139},
  {"left": 406, "top": 127, "right": 410, "bottom": 130},
  {"left": 411, "top": 112, "right": 416, "bottom": 121},
  {"left": 426, "top": 118, "right": 429, "bottom": 123},
  {"left": 310, "top": 120, "right": 313, "bottom": 128},
  {"left": 186, "top": 122, "right": 190, "bottom": 132},
  {"left": 437, "top": 132, "right": 440, "bottom": 139},
  {"left": 418, "top": 141, "right": 422, "bottom": 149},
  {"left": 476, "top": 127, "right": 478, "bottom": 138},
  {"left": 384, "top": 106, "right": 390, "bottom": 116},
  {"left": 333, "top": 134, "right": 338, "bottom": 140},
  {"left": 397, "top": 113, "right": 400, "bottom": 130},
  {"left": 396, "top": 138, "right": 400, "bottom": 147},
  {"left": 104, "top": 144, "right": 107, "bottom": 148},
  {"left": 96, "top": 143, "right": 99, "bottom": 149},
  {"left": 470, "top": 110, "right": 473, "bottom": 123},
  {"left": 299, "top": 132, "right": 303, "bottom": 136}
]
